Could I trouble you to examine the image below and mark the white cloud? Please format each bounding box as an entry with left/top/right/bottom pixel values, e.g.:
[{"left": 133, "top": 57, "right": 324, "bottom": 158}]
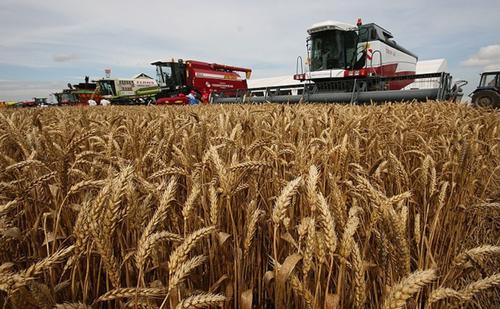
[
  {"left": 462, "top": 45, "right": 500, "bottom": 70},
  {"left": 53, "top": 53, "right": 80, "bottom": 63}
]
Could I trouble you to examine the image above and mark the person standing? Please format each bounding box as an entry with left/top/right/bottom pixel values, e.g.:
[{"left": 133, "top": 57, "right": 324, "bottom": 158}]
[{"left": 187, "top": 90, "right": 199, "bottom": 105}]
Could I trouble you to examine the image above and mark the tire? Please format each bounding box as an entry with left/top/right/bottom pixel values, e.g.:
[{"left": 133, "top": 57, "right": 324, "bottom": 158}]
[{"left": 472, "top": 90, "right": 500, "bottom": 108}]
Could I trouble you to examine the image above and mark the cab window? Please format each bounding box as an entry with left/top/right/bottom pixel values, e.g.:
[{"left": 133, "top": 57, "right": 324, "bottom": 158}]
[{"left": 480, "top": 73, "right": 498, "bottom": 87}]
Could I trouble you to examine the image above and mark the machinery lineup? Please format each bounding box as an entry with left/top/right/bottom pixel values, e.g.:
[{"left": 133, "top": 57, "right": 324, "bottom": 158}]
[{"left": 2, "top": 19, "right": 499, "bottom": 108}]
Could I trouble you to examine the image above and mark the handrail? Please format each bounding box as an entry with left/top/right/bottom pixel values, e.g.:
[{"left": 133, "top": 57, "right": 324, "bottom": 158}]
[
  {"left": 296, "top": 56, "right": 304, "bottom": 75},
  {"left": 370, "top": 50, "right": 383, "bottom": 76}
]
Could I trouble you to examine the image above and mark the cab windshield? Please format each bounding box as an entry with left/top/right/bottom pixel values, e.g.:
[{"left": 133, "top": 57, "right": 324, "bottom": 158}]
[
  {"left": 56, "top": 93, "right": 77, "bottom": 104},
  {"left": 98, "top": 80, "right": 116, "bottom": 96},
  {"left": 309, "top": 30, "right": 359, "bottom": 71},
  {"left": 155, "top": 62, "right": 186, "bottom": 89}
]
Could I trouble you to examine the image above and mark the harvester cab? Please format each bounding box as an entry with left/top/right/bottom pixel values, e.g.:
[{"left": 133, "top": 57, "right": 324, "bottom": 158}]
[
  {"left": 34, "top": 97, "right": 48, "bottom": 106},
  {"left": 471, "top": 71, "right": 500, "bottom": 108},
  {"left": 54, "top": 91, "right": 78, "bottom": 105},
  {"left": 153, "top": 59, "right": 190, "bottom": 99},
  {"left": 307, "top": 21, "right": 360, "bottom": 72},
  {"left": 94, "top": 77, "right": 158, "bottom": 105},
  {"left": 154, "top": 60, "right": 188, "bottom": 90},
  {"left": 96, "top": 79, "right": 117, "bottom": 96}
]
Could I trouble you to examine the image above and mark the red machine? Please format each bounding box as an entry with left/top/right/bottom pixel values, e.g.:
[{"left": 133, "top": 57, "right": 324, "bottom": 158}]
[
  {"left": 54, "top": 80, "right": 102, "bottom": 106},
  {"left": 152, "top": 59, "right": 251, "bottom": 104}
]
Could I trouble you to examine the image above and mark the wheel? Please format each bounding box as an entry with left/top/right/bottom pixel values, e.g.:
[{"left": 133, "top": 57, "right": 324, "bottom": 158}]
[{"left": 472, "top": 90, "right": 500, "bottom": 108}]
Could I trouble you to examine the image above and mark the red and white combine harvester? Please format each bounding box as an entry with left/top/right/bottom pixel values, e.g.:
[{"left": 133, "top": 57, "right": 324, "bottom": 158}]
[
  {"left": 152, "top": 59, "right": 251, "bottom": 104},
  {"left": 213, "top": 19, "right": 466, "bottom": 104}
]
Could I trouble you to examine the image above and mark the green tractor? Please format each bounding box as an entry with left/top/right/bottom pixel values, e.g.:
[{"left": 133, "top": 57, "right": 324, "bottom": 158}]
[{"left": 471, "top": 71, "right": 500, "bottom": 108}]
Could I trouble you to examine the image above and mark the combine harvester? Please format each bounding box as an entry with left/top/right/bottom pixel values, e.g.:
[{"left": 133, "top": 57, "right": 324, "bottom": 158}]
[
  {"left": 54, "top": 79, "right": 102, "bottom": 105},
  {"left": 213, "top": 19, "right": 466, "bottom": 104},
  {"left": 91, "top": 60, "right": 251, "bottom": 105},
  {"left": 152, "top": 59, "right": 251, "bottom": 104},
  {"left": 94, "top": 74, "right": 159, "bottom": 105},
  {"left": 54, "top": 75, "right": 158, "bottom": 105}
]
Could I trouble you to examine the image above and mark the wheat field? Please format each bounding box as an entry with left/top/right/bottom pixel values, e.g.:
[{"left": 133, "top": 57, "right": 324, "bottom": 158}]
[{"left": 0, "top": 102, "right": 499, "bottom": 309}]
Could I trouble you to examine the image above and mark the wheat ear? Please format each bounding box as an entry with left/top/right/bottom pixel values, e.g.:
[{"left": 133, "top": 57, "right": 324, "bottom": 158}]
[
  {"left": 306, "top": 165, "right": 319, "bottom": 212},
  {"left": 339, "top": 206, "right": 361, "bottom": 259},
  {"left": 168, "top": 255, "right": 206, "bottom": 291},
  {"left": 428, "top": 273, "right": 500, "bottom": 305},
  {"left": 97, "top": 287, "right": 168, "bottom": 301},
  {"left": 209, "top": 182, "right": 219, "bottom": 226},
  {"left": 175, "top": 292, "right": 226, "bottom": 309},
  {"left": 272, "top": 176, "right": 302, "bottom": 225},
  {"left": 54, "top": 303, "right": 92, "bottom": 309},
  {"left": 243, "top": 205, "right": 263, "bottom": 256},
  {"left": 135, "top": 177, "right": 177, "bottom": 271},
  {"left": 302, "top": 217, "right": 315, "bottom": 280},
  {"left": 289, "top": 274, "right": 314, "bottom": 309},
  {"left": 352, "top": 242, "right": 365, "bottom": 308},
  {"left": 181, "top": 182, "right": 201, "bottom": 221},
  {"left": 168, "top": 226, "right": 215, "bottom": 278},
  {"left": 382, "top": 269, "right": 436, "bottom": 309},
  {"left": 428, "top": 287, "right": 463, "bottom": 304},
  {"left": 20, "top": 245, "right": 75, "bottom": 280},
  {"left": 453, "top": 245, "right": 500, "bottom": 266},
  {"left": 316, "top": 192, "right": 338, "bottom": 256},
  {"left": 0, "top": 199, "right": 17, "bottom": 217},
  {"left": 459, "top": 273, "right": 500, "bottom": 302}
]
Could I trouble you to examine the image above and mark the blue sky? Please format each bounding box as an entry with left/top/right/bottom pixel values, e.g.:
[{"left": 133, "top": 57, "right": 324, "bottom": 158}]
[{"left": 1, "top": 0, "right": 499, "bottom": 100}]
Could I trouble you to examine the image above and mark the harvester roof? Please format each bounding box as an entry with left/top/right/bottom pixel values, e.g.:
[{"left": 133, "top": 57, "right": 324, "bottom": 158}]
[
  {"left": 359, "top": 23, "right": 394, "bottom": 38},
  {"left": 307, "top": 20, "right": 357, "bottom": 34}
]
